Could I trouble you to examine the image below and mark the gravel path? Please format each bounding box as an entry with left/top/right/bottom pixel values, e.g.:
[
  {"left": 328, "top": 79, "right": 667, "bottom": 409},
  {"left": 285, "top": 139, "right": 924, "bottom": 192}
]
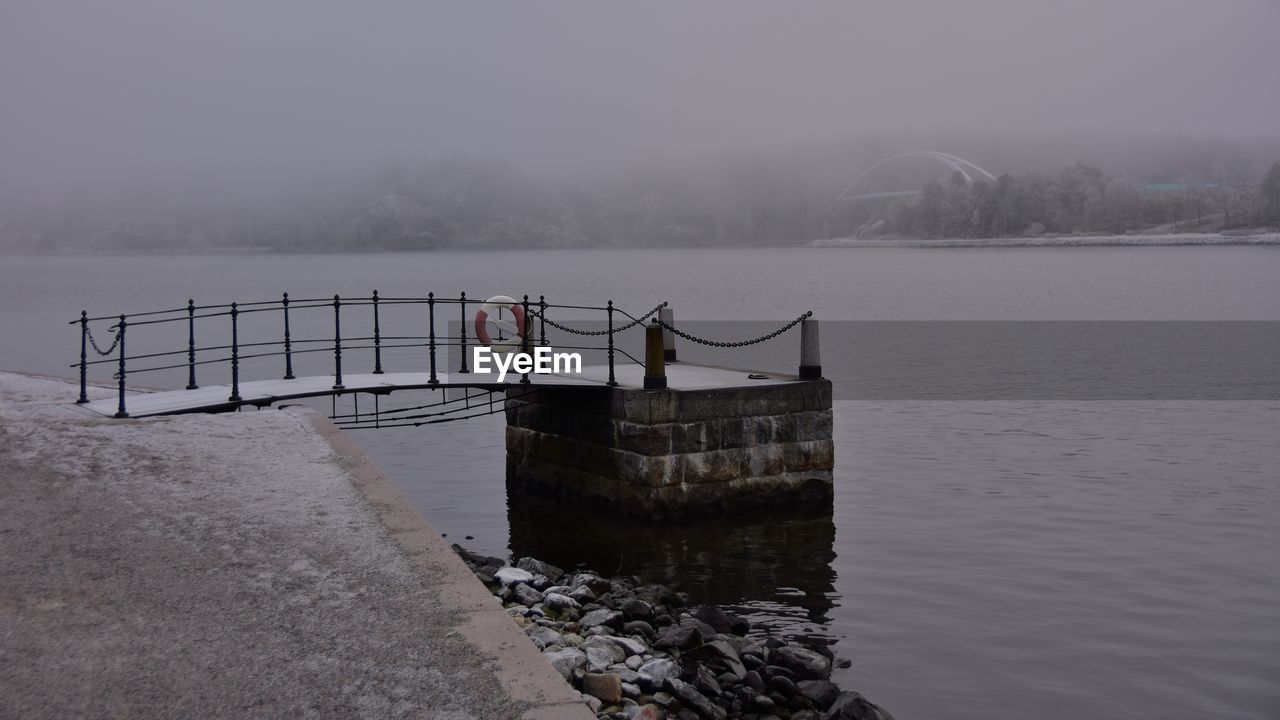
[{"left": 0, "top": 372, "right": 588, "bottom": 720}]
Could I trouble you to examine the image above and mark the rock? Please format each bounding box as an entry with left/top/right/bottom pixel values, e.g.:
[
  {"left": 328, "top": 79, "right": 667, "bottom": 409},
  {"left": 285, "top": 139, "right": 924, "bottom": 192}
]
[
  {"left": 677, "top": 617, "right": 718, "bottom": 644},
  {"left": 517, "top": 556, "right": 565, "bottom": 580},
  {"left": 636, "top": 584, "right": 684, "bottom": 607},
  {"left": 620, "top": 597, "right": 655, "bottom": 620},
  {"left": 771, "top": 645, "right": 832, "bottom": 680},
  {"left": 585, "top": 643, "right": 625, "bottom": 672},
  {"left": 751, "top": 695, "right": 777, "bottom": 713},
  {"left": 569, "top": 585, "right": 597, "bottom": 604},
  {"left": 638, "top": 658, "right": 680, "bottom": 689},
  {"left": 452, "top": 544, "right": 505, "bottom": 569},
  {"left": 544, "top": 647, "right": 586, "bottom": 680},
  {"left": 607, "top": 635, "right": 649, "bottom": 657},
  {"left": 544, "top": 592, "right": 581, "bottom": 612},
  {"left": 581, "top": 608, "right": 624, "bottom": 630},
  {"left": 582, "top": 672, "right": 624, "bottom": 704},
  {"left": 581, "top": 693, "right": 603, "bottom": 713},
  {"left": 584, "top": 635, "right": 626, "bottom": 654},
  {"left": 527, "top": 626, "right": 563, "bottom": 650},
  {"left": 768, "top": 674, "right": 797, "bottom": 696},
  {"left": 513, "top": 583, "right": 544, "bottom": 606},
  {"left": 664, "top": 678, "right": 726, "bottom": 720},
  {"left": 622, "top": 682, "right": 642, "bottom": 699},
  {"left": 574, "top": 573, "right": 613, "bottom": 595},
  {"left": 824, "top": 691, "right": 896, "bottom": 720},
  {"left": 529, "top": 573, "right": 551, "bottom": 591},
  {"left": 687, "top": 640, "right": 746, "bottom": 680},
  {"left": 625, "top": 654, "right": 644, "bottom": 671},
  {"left": 694, "top": 665, "right": 721, "bottom": 697},
  {"left": 628, "top": 704, "right": 663, "bottom": 720},
  {"left": 797, "top": 680, "right": 841, "bottom": 709},
  {"left": 623, "top": 620, "right": 657, "bottom": 637},
  {"left": 654, "top": 625, "right": 701, "bottom": 652},
  {"left": 494, "top": 566, "right": 534, "bottom": 586},
  {"left": 690, "top": 606, "right": 733, "bottom": 634},
  {"left": 743, "top": 670, "right": 766, "bottom": 692},
  {"left": 764, "top": 665, "right": 795, "bottom": 682},
  {"left": 651, "top": 691, "right": 674, "bottom": 708}
]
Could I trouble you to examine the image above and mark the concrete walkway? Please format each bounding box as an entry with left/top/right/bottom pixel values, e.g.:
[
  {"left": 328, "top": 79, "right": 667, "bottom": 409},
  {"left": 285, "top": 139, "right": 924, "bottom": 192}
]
[{"left": 0, "top": 371, "right": 592, "bottom": 720}]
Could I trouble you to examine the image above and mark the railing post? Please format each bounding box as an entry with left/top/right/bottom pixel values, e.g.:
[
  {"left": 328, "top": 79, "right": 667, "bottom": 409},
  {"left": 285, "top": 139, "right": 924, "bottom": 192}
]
[
  {"left": 659, "top": 306, "right": 677, "bottom": 362},
  {"left": 332, "top": 295, "right": 344, "bottom": 390},
  {"left": 114, "top": 315, "right": 128, "bottom": 418},
  {"left": 458, "top": 292, "right": 469, "bottom": 373},
  {"left": 606, "top": 300, "right": 618, "bottom": 387},
  {"left": 799, "top": 315, "right": 822, "bottom": 380},
  {"left": 77, "top": 311, "right": 89, "bottom": 403},
  {"left": 186, "top": 299, "right": 198, "bottom": 389},
  {"left": 228, "top": 303, "right": 242, "bottom": 402},
  {"left": 428, "top": 292, "right": 439, "bottom": 384},
  {"left": 372, "top": 289, "right": 384, "bottom": 374},
  {"left": 538, "top": 295, "right": 547, "bottom": 347},
  {"left": 519, "top": 295, "right": 532, "bottom": 384},
  {"left": 282, "top": 292, "right": 295, "bottom": 380},
  {"left": 643, "top": 319, "right": 667, "bottom": 390}
]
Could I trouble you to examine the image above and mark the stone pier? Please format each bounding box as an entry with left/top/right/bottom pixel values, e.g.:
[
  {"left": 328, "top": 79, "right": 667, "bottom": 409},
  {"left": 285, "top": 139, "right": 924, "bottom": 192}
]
[{"left": 505, "top": 378, "right": 833, "bottom": 518}]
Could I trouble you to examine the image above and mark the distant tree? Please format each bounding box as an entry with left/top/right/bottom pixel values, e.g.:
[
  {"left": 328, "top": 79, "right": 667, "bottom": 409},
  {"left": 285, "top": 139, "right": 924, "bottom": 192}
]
[{"left": 1261, "top": 162, "right": 1280, "bottom": 225}]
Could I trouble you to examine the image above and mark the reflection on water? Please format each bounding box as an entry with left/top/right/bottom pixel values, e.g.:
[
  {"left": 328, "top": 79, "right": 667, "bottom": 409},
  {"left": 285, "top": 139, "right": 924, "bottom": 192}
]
[{"left": 506, "top": 483, "right": 839, "bottom": 639}]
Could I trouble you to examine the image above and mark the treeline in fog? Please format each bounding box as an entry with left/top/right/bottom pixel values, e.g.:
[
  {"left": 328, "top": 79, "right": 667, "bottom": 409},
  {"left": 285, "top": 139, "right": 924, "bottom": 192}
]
[
  {"left": 862, "top": 161, "right": 1280, "bottom": 240},
  {"left": 3, "top": 135, "right": 1279, "bottom": 253}
]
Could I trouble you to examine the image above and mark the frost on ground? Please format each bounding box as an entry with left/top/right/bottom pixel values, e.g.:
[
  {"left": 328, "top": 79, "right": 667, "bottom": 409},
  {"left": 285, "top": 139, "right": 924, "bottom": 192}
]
[
  {"left": 808, "top": 231, "right": 1280, "bottom": 248},
  {"left": 0, "top": 372, "right": 523, "bottom": 720}
]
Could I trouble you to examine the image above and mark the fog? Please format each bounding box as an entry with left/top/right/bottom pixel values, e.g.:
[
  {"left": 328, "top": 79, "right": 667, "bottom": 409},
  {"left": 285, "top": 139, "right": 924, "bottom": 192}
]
[{"left": 2, "top": 0, "right": 1279, "bottom": 246}]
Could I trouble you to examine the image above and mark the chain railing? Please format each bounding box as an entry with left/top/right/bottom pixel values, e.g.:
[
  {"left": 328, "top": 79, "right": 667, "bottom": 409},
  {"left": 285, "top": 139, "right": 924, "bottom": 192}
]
[
  {"left": 654, "top": 311, "right": 813, "bottom": 348},
  {"left": 72, "top": 293, "right": 818, "bottom": 419}
]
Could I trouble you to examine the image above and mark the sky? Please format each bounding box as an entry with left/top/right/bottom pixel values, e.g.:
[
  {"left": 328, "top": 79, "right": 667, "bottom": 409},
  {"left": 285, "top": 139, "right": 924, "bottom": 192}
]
[{"left": 2, "top": 0, "right": 1278, "bottom": 202}]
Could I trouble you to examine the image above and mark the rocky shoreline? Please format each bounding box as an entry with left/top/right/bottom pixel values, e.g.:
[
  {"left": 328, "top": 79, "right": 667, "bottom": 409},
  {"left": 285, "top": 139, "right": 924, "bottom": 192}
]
[{"left": 453, "top": 546, "right": 893, "bottom": 720}]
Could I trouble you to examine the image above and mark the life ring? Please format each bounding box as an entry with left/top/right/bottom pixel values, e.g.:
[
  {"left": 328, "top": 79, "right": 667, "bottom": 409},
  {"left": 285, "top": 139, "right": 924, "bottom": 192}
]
[{"left": 474, "top": 295, "right": 528, "bottom": 350}]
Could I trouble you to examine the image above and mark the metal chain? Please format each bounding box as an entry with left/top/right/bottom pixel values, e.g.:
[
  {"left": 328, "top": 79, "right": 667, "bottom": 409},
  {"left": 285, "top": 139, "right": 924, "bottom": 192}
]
[
  {"left": 654, "top": 311, "right": 812, "bottom": 348},
  {"left": 534, "top": 303, "right": 666, "bottom": 336},
  {"left": 86, "top": 324, "right": 122, "bottom": 356}
]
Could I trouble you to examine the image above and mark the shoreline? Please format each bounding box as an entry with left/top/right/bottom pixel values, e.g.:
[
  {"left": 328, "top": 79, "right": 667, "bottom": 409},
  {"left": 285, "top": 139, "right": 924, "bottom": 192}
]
[
  {"left": 3, "top": 231, "right": 1279, "bottom": 257},
  {"left": 808, "top": 231, "right": 1280, "bottom": 248},
  {"left": 453, "top": 546, "right": 894, "bottom": 720}
]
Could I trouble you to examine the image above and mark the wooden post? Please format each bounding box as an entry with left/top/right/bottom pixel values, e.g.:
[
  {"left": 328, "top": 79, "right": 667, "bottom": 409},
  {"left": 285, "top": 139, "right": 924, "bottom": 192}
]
[{"left": 643, "top": 320, "right": 667, "bottom": 390}]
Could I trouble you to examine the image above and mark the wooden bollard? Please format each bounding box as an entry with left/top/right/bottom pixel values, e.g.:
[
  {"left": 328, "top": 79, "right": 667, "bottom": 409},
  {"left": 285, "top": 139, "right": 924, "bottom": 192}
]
[
  {"left": 644, "top": 320, "right": 667, "bottom": 390},
  {"left": 799, "top": 316, "right": 821, "bottom": 380},
  {"left": 659, "top": 306, "right": 677, "bottom": 362}
]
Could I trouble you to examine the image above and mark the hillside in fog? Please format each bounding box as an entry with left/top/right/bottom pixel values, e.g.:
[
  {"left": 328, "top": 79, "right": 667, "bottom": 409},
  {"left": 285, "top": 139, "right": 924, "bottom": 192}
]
[
  {"left": 4, "top": 1, "right": 1279, "bottom": 252},
  {"left": 3, "top": 135, "right": 1279, "bottom": 253}
]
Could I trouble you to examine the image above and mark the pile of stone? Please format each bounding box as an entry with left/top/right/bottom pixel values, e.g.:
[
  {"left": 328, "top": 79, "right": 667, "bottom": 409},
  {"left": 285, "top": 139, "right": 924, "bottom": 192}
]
[{"left": 453, "top": 546, "right": 893, "bottom": 720}]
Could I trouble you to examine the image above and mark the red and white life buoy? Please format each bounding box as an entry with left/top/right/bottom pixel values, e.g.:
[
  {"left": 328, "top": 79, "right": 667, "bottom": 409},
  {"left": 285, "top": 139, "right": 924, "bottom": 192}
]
[{"left": 474, "top": 295, "right": 527, "bottom": 349}]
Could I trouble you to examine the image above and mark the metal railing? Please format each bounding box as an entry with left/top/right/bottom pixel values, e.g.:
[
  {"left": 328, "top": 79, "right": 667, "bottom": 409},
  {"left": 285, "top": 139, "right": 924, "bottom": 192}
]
[
  {"left": 72, "top": 293, "right": 674, "bottom": 418},
  {"left": 72, "top": 292, "right": 817, "bottom": 420}
]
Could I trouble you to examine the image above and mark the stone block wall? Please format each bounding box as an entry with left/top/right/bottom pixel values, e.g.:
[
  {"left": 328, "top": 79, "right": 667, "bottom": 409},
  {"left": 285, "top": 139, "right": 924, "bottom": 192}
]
[{"left": 504, "top": 381, "right": 833, "bottom": 518}]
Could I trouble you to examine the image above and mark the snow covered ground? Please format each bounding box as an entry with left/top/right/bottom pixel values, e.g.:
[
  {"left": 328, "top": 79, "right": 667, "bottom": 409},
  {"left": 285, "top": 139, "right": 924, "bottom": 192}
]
[{"left": 808, "top": 232, "right": 1280, "bottom": 248}]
